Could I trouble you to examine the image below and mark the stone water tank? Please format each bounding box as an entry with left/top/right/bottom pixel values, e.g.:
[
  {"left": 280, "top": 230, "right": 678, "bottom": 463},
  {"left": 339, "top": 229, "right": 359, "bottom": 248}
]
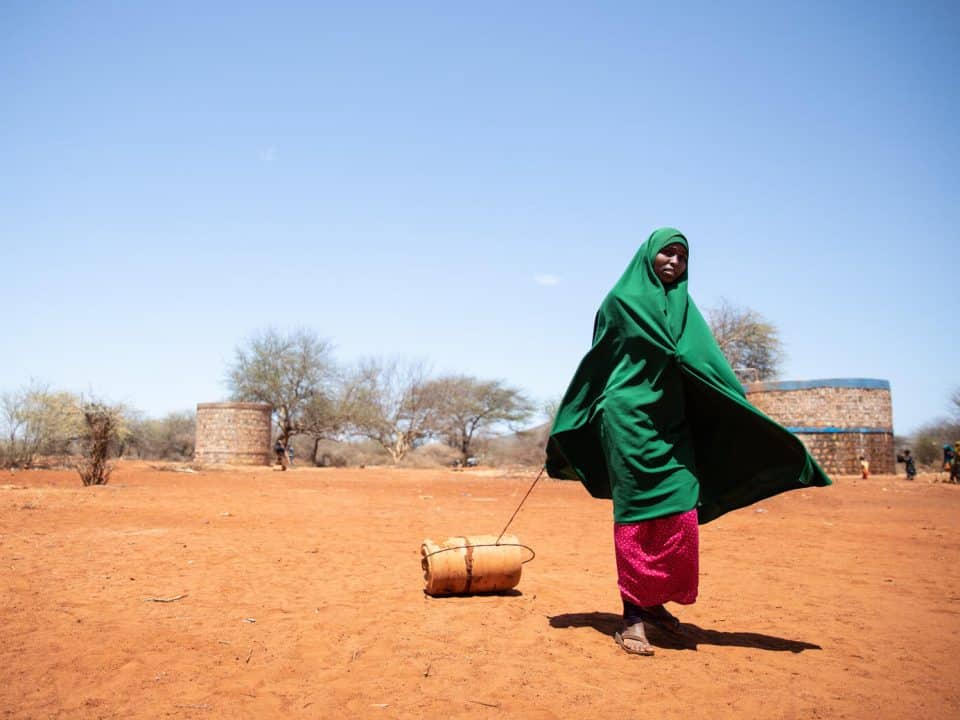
[
  {"left": 193, "top": 402, "right": 273, "bottom": 465},
  {"left": 744, "top": 378, "right": 894, "bottom": 475}
]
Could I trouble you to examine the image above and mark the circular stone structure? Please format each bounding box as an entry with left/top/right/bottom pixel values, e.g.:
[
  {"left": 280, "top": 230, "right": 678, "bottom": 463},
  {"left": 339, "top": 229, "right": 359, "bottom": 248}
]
[
  {"left": 194, "top": 402, "right": 273, "bottom": 465},
  {"left": 744, "top": 378, "right": 894, "bottom": 476}
]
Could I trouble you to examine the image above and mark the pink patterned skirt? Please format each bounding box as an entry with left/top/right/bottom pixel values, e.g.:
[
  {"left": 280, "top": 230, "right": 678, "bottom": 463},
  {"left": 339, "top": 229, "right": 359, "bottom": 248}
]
[{"left": 614, "top": 509, "right": 699, "bottom": 607}]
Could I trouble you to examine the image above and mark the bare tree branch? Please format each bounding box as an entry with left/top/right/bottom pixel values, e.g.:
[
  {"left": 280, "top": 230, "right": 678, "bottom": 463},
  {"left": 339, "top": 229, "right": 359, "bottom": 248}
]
[
  {"left": 428, "top": 375, "right": 534, "bottom": 463},
  {"left": 707, "top": 299, "right": 784, "bottom": 382},
  {"left": 346, "top": 357, "right": 437, "bottom": 463},
  {"left": 0, "top": 383, "right": 83, "bottom": 468},
  {"left": 226, "top": 328, "right": 336, "bottom": 451},
  {"left": 76, "top": 400, "right": 124, "bottom": 485}
]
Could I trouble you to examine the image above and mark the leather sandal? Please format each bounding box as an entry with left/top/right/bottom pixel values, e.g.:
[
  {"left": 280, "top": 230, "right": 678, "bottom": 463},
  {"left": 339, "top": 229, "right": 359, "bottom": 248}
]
[{"left": 614, "top": 629, "right": 655, "bottom": 656}]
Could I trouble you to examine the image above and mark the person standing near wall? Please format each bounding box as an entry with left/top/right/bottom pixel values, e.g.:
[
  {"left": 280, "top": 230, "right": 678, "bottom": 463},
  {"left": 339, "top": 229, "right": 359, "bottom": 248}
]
[
  {"left": 901, "top": 449, "right": 917, "bottom": 481},
  {"left": 943, "top": 444, "right": 956, "bottom": 478},
  {"left": 950, "top": 442, "right": 960, "bottom": 484}
]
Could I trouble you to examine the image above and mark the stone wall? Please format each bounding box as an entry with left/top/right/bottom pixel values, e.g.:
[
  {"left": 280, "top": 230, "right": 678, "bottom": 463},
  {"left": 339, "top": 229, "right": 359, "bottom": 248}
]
[
  {"left": 791, "top": 431, "right": 895, "bottom": 477},
  {"left": 194, "top": 402, "right": 272, "bottom": 465},
  {"left": 744, "top": 379, "right": 894, "bottom": 476}
]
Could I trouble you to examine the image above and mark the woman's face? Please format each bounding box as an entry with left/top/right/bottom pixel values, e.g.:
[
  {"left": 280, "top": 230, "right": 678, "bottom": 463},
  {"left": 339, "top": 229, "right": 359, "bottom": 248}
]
[{"left": 653, "top": 242, "right": 688, "bottom": 285}]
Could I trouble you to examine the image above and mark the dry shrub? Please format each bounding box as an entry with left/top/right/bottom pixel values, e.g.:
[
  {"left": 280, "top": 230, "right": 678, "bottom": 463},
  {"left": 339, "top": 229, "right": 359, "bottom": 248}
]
[
  {"left": 482, "top": 423, "right": 549, "bottom": 467},
  {"left": 76, "top": 402, "right": 120, "bottom": 486},
  {"left": 401, "top": 443, "right": 461, "bottom": 468},
  {"left": 311, "top": 439, "right": 392, "bottom": 467},
  {"left": 30, "top": 454, "right": 78, "bottom": 470}
]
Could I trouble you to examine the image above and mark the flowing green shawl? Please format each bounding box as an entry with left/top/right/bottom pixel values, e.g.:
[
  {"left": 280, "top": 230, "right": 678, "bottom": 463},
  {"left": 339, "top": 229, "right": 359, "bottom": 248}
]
[{"left": 546, "top": 228, "right": 831, "bottom": 524}]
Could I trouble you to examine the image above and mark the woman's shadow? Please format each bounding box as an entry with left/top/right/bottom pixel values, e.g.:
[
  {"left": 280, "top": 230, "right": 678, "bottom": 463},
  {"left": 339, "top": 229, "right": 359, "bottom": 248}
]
[{"left": 549, "top": 612, "right": 821, "bottom": 652}]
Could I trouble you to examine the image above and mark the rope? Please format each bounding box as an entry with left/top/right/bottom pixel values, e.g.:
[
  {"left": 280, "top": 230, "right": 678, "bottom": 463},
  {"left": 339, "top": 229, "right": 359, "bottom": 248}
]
[
  {"left": 495, "top": 465, "right": 545, "bottom": 545},
  {"left": 419, "top": 466, "right": 546, "bottom": 568},
  {"left": 421, "top": 542, "right": 537, "bottom": 564}
]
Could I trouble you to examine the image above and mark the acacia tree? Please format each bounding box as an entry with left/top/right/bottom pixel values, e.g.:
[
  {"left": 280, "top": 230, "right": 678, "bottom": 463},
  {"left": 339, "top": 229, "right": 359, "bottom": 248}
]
[
  {"left": 707, "top": 299, "right": 784, "bottom": 382},
  {"left": 299, "top": 373, "right": 366, "bottom": 465},
  {"left": 0, "top": 383, "right": 82, "bottom": 468},
  {"left": 347, "top": 358, "right": 438, "bottom": 463},
  {"left": 226, "top": 328, "right": 337, "bottom": 456},
  {"left": 910, "top": 418, "right": 960, "bottom": 466},
  {"left": 429, "top": 375, "right": 534, "bottom": 464},
  {"left": 909, "top": 390, "right": 960, "bottom": 466}
]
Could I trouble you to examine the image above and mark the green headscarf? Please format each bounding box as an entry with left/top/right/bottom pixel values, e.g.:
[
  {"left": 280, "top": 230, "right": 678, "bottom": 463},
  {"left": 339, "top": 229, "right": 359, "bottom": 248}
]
[{"left": 546, "top": 228, "right": 831, "bottom": 524}]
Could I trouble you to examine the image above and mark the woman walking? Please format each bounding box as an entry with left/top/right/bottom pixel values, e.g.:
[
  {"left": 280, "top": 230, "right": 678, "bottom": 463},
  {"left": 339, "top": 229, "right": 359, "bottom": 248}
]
[{"left": 546, "top": 228, "right": 831, "bottom": 656}]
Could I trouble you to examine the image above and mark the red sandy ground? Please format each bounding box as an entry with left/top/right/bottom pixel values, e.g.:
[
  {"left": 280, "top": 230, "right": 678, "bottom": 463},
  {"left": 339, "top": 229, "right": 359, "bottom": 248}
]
[{"left": 1, "top": 462, "right": 958, "bottom": 719}]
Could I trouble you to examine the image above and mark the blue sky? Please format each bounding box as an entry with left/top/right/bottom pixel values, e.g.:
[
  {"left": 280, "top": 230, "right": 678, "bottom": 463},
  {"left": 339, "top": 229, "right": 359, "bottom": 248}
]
[{"left": 2, "top": 1, "right": 957, "bottom": 434}]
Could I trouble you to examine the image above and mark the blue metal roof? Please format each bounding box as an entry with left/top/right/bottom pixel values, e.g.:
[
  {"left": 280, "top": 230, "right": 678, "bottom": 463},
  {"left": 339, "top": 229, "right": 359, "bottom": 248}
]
[
  {"left": 786, "top": 426, "right": 891, "bottom": 434},
  {"left": 745, "top": 378, "right": 890, "bottom": 393}
]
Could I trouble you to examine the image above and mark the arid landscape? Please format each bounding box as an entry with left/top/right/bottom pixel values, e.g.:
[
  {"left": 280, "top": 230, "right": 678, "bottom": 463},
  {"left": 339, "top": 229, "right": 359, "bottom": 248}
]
[{"left": 2, "top": 463, "right": 958, "bottom": 719}]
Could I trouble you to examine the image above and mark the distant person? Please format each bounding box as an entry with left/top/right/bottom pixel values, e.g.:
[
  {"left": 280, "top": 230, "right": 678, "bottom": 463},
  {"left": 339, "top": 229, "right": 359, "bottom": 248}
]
[
  {"left": 902, "top": 449, "right": 917, "bottom": 481},
  {"left": 950, "top": 442, "right": 960, "bottom": 484},
  {"left": 859, "top": 455, "right": 870, "bottom": 479},
  {"left": 274, "top": 439, "right": 286, "bottom": 469},
  {"left": 546, "top": 227, "right": 831, "bottom": 657},
  {"left": 944, "top": 444, "right": 956, "bottom": 473}
]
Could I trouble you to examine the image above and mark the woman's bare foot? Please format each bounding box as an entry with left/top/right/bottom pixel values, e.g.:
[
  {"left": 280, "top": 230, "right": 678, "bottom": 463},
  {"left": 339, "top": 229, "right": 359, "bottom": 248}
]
[{"left": 614, "top": 621, "right": 655, "bottom": 656}]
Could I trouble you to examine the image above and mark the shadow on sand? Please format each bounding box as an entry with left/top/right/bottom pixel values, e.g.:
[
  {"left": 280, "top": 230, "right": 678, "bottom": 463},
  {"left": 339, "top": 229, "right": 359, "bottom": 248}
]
[
  {"left": 549, "top": 612, "right": 821, "bottom": 653},
  {"left": 423, "top": 588, "right": 524, "bottom": 599}
]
